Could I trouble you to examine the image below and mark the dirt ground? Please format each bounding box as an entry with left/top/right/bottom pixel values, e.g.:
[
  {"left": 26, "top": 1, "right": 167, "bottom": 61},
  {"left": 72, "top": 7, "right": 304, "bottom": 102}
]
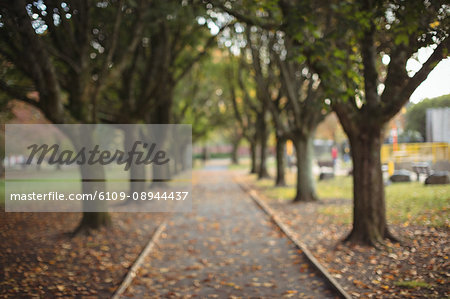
[
  {"left": 0, "top": 212, "right": 166, "bottom": 298},
  {"left": 243, "top": 177, "right": 449, "bottom": 298}
]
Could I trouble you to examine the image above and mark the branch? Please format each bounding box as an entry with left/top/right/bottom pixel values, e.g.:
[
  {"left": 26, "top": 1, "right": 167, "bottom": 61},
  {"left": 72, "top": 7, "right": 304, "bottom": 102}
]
[
  {"left": 0, "top": 79, "right": 40, "bottom": 109},
  {"left": 0, "top": 41, "right": 31, "bottom": 76},
  {"left": 360, "top": 23, "right": 380, "bottom": 108},
  {"left": 209, "top": 1, "right": 280, "bottom": 31},
  {"left": 381, "top": 38, "right": 449, "bottom": 122},
  {"left": 39, "top": 3, "right": 77, "bottom": 66},
  {"left": 107, "top": 0, "right": 147, "bottom": 81},
  {"left": 331, "top": 97, "right": 358, "bottom": 138},
  {"left": 46, "top": 44, "right": 81, "bottom": 73},
  {"left": 98, "top": 0, "right": 124, "bottom": 82},
  {"left": 237, "top": 59, "right": 259, "bottom": 113},
  {"left": 10, "top": 0, "right": 64, "bottom": 122},
  {"left": 277, "top": 56, "right": 301, "bottom": 119},
  {"left": 175, "top": 23, "right": 231, "bottom": 81},
  {"left": 246, "top": 28, "right": 271, "bottom": 108},
  {"left": 226, "top": 64, "right": 244, "bottom": 127}
]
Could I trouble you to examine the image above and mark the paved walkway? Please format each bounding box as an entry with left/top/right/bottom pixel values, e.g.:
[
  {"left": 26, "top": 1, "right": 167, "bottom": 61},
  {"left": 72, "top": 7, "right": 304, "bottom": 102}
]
[{"left": 122, "top": 162, "right": 337, "bottom": 298}]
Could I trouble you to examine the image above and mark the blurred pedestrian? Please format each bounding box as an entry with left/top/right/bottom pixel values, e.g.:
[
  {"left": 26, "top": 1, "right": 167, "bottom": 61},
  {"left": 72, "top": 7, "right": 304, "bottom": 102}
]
[{"left": 331, "top": 146, "right": 338, "bottom": 172}]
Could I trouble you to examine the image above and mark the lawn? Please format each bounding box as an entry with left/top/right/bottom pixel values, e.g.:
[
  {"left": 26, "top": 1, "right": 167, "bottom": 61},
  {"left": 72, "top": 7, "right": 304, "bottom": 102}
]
[
  {"left": 249, "top": 173, "right": 450, "bottom": 227},
  {"left": 228, "top": 161, "right": 251, "bottom": 170}
]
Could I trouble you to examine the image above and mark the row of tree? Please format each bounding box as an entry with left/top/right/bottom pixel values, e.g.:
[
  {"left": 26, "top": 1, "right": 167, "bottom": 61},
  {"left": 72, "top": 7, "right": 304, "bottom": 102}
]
[
  {"left": 216, "top": 0, "right": 449, "bottom": 246},
  {"left": 0, "top": 0, "right": 232, "bottom": 233},
  {"left": 0, "top": 0, "right": 448, "bottom": 247}
]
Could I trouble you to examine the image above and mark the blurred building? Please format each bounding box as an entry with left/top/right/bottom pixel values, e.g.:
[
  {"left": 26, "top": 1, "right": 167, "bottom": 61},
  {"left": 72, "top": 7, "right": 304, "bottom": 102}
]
[{"left": 426, "top": 107, "right": 450, "bottom": 142}]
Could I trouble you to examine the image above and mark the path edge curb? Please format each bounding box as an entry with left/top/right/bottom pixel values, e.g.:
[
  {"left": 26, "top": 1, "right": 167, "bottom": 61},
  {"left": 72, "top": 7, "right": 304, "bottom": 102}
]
[
  {"left": 237, "top": 180, "right": 352, "bottom": 299},
  {"left": 112, "top": 220, "right": 168, "bottom": 299}
]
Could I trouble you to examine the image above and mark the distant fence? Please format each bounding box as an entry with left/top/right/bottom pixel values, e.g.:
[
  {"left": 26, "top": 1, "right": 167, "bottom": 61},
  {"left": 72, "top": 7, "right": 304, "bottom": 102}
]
[{"left": 381, "top": 142, "right": 449, "bottom": 164}]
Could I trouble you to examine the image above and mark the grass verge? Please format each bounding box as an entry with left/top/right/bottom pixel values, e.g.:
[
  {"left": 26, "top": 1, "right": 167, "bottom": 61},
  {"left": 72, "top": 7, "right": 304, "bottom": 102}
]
[{"left": 248, "top": 173, "right": 450, "bottom": 227}]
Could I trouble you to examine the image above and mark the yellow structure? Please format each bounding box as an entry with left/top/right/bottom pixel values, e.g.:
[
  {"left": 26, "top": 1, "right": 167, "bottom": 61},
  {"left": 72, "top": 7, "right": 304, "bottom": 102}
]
[
  {"left": 381, "top": 142, "right": 450, "bottom": 164},
  {"left": 286, "top": 140, "right": 293, "bottom": 156},
  {"left": 387, "top": 161, "right": 395, "bottom": 176}
]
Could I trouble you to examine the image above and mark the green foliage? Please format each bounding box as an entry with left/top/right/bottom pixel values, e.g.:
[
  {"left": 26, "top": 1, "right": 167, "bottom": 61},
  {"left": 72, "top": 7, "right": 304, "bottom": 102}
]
[
  {"left": 304, "top": 0, "right": 450, "bottom": 109},
  {"left": 394, "top": 33, "right": 409, "bottom": 46},
  {"left": 173, "top": 55, "right": 237, "bottom": 142},
  {"left": 397, "top": 130, "right": 423, "bottom": 143},
  {"left": 97, "top": 1, "right": 220, "bottom": 124},
  {"left": 405, "top": 94, "right": 450, "bottom": 139}
]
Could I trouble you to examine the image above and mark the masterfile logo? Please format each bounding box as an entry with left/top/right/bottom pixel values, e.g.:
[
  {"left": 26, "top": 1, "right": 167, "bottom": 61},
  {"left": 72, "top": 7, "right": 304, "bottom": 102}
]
[
  {"left": 26, "top": 141, "right": 170, "bottom": 171},
  {"left": 5, "top": 124, "right": 192, "bottom": 213}
]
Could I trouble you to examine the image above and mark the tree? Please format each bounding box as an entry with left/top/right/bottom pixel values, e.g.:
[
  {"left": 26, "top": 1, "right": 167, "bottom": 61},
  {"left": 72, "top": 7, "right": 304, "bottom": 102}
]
[
  {"left": 226, "top": 53, "right": 268, "bottom": 175},
  {"left": 242, "top": 28, "right": 285, "bottom": 183},
  {"left": 215, "top": 0, "right": 449, "bottom": 245},
  {"left": 243, "top": 25, "right": 327, "bottom": 198},
  {"left": 213, "top": 2, "right": 281, "bottom": 177},
  {"left": 309, "top": 0, "right": 449, "bottom": 246},
  {"left": 273, "top": 37, "right": 327, "bottom": 201},
  {"left": 405, "top": 94, "right": 450, "bottom": 140},
  {"left": 214, "top": 1, "right": 328, "bottom": 197},
  {"left": 98, "top": 1, "right": 230, "bottom": 186},
  {"left": 0, "top": 125, "right": 4, "bottom": 178},
  {"left": 0, "top": 0, "right": 147, "bottom": 233},
  {"left": 173, "top": 54, "right": 235, "bottom": 164}
]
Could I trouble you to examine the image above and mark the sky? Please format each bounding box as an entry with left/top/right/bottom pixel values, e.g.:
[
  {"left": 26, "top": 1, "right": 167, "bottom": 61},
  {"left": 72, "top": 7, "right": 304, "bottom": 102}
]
[{"left": 409, "top": 58, "right": 450, "bottom": 103}]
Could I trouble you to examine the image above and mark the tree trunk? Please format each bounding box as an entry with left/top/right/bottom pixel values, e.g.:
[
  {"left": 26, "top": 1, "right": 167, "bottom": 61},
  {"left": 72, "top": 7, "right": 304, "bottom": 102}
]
[
  {"left": 258, "top": 113, "right": 270, "bottom": 179},
  {"left": 231, "top": 138, "right": 240, "bottom": 165},
  {"left": 275, "top": 134, "right": 286, "bottom": 186},
  {"left": 74, "top": 165, "right": 111, "bottom": 235},
  {"left": 258, "top": 138, "right": 269, "bottom": 179},
  {"left": 124, "top": 126, "right": 146, "bottom": 196},
  {"left": 151, "top": 161, "right": 170, "bottom": 185},
  {"left": 0, "top": 159, "right": 4, "bottom": 178},
  {"left": 344, "top": 128, "right": 392, "bottom": 246},
  {"left": 75, "top": 211, "right": 111, "bottom": 233},
  {"left": 72, "top": 129, "right": 111, "bottom": 235},
  {"left": 249, "top": 141, "right": 258, "bottom": 174},
  {"left": 179, "top": 143, "right": 188, "bottom": 172},
  {"left": 148, "top": 125, "right": 170, "bottom": 187},
  {"left": 173, "top": 150, "right": 180, "bottom": 175},
  {"left": 293, "top": 134, "right": 317, "bottom": 202},
  {"left": 231, "top": 135, "right": 242, "bottom": 165}
]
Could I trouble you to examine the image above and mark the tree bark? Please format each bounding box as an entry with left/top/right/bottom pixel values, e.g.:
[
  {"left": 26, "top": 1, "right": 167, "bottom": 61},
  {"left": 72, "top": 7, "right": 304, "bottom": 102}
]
[
  {"left": 231, "top": 138, "right": 240, "bottom": 165},
  {"left": 258, "top": 137, "right": 269, "bottom": 179},
  {"left": 293, "top": 134, "right": 317, "bottom": 202},
  {"left": 152, "top": 160, "right": 170, "bottom": 185},
  {"left": 249, "top": 141, "right": 258, "bottom": 174},
  {"left": 178, "top": 143, "right": 188, "bottom": 172},
  {"left": 173, "top": 149, "right": 180, "bottom": 175},
  {"left": 124, "top": 126, "right": 146, "bottom": 196},
  {"left": 0, "top": 159, "right": 4, "bottom": 179},
  {"left": 74, "top": 164, "right": 111, "bottom": 235},
  {"left": 275, "top": 134, "right": 286, "bottom": 186},
  {"left": 344, "top": 128, "right": 392, "bottom": 246},
  {"left": 257, "top": 112, "right": 270, "bottom": 179},
  {"left": 148, "top": 125, "right": 170, "bottom": 187},
  {"left": 71, "top": 129, "right": 111, "bottom": 235},
  {"left": 75, "top": 211, "right": 111, "bottom": 234}
]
